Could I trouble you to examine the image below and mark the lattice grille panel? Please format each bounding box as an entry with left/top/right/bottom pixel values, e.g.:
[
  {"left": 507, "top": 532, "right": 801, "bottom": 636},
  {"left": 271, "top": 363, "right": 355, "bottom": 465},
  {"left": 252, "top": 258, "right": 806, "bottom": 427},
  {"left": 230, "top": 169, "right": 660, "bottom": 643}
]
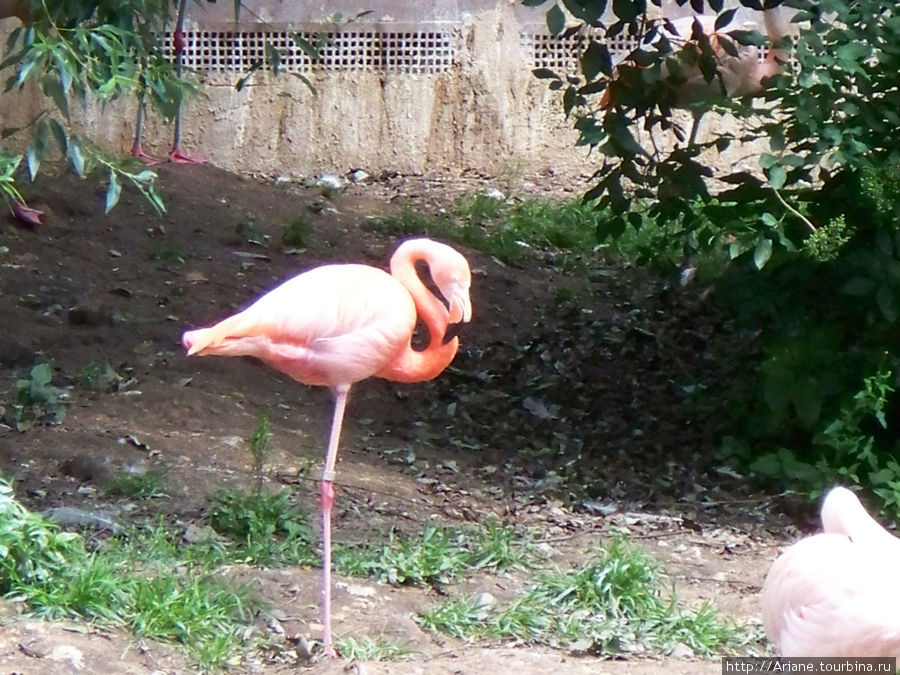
[
  {"left": 523, "top": 32, "right": 637, "bottom": 74},
  {"left": 524, "top": 32, "right": 776, "bottom": 74},
  {"left": 162, "top": 30, "right": 457, "bottom": 74}
]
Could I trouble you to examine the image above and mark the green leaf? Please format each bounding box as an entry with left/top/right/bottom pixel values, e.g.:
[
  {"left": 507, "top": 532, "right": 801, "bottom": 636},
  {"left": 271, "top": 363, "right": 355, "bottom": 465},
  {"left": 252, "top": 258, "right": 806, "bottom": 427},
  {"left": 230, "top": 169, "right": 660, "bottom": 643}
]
[
  {"left": 546, "top": 4, "right": 566, "bottom": 35},
  {"left": 30, "top": 363, "right": 53, "bottom": 388},
  {"left": 290, "top": 72, "right": 318, "bottom": 96},
  {"left": 291, "top": 34, "right": 321, "bottom": 60},
  {"left": 48, "top": 119, "right": 68, "bottom": 153},
  {"left": 26, "top": 145, "right": 39, "bottom": 180},
  {"left": 611, "top": 0, "right": 639, "bottom": 24},
  {"left": 767, "top": 165, "right": 786, "bottom": 190},
  {"left": 105, "top": 170, "right": 122, "bottom": 214},
  {"left": 532, "top": 68, "right": 561, "bottom": 81},
  {"left": 580, "top": 41, "right": 611, "bottom": 81},
  {"left": 714, "top": 9, "right": 737, "bottom": 31},
  {"left": 40, "top": 76, "right": 70, "bottom": 120},
  {"left": 562, "top": 0, "right": 606, "bottom": 23},
  {"left": 759, "top": 153, "right": 777, "bottom": 170},
  {"left": 68, "top": 141, "right": 85, "bottom": 177},
  {"left": 753, "top": 238, "right": 773, "bottom": 270}
]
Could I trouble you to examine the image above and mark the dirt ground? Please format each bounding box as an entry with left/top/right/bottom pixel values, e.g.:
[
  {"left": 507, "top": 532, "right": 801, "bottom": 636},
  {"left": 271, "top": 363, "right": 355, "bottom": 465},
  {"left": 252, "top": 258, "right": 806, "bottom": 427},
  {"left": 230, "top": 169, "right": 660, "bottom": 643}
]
[{"left": 0, "top": 163, "right": 809, "bottom": 673}]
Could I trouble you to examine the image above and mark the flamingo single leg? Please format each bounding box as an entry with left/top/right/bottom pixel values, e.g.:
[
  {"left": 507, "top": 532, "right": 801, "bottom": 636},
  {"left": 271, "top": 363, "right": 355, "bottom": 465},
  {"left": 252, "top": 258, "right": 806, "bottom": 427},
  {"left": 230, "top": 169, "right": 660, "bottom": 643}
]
[
  {"left": 131, "top": 98, "right": 162, "bottom": 164},
  {"left": 168, "top": 0, "right": 204, "bottom": 164},
  {"left": 319, "top": 383, "right": 348, "bottom": 658}
]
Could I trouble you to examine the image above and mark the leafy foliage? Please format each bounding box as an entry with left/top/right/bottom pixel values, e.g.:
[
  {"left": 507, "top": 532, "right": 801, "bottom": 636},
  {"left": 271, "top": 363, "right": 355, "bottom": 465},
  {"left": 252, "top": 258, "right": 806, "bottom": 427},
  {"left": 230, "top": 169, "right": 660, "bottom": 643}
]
[
  {"left": 0, "top": 0, "right": 186, "bottom": 213},
  {"left": 748, "top": 365, "right": 900, "bottom": 512},
  {"left": 0, "top": 478, "right": 82, "bottom": 593},
  {"left": 528, "top": 0, "right": 900, "bottom": 507},
  {"left": 0, "top": 491, "right": 263, "bottom": 671}
]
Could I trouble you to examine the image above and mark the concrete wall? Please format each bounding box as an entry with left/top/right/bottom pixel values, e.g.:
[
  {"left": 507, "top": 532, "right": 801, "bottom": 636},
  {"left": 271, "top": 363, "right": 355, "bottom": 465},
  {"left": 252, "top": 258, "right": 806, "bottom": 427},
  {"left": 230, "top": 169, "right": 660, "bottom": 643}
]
[{"left": 0, "top": 2, "right": 777, "bottom": 182}]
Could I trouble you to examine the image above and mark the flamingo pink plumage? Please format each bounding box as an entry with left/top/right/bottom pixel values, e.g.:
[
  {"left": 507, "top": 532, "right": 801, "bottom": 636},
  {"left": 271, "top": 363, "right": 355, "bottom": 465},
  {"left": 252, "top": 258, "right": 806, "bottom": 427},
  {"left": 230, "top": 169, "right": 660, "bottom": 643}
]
[
  {"left": 182, "top": 238, "right": 472, "bottom": 657},
  {"left": 761, "top": 486, "right": 900, "bottom": 657},
  {"left": 600, "top": 8, "right": 788, "bottom": 145}
]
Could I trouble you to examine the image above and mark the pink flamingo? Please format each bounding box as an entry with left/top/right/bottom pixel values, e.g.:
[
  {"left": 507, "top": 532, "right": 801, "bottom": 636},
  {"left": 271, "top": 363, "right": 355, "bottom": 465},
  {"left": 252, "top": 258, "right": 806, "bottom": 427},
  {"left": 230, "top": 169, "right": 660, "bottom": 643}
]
[
  {"left": 182, "top": 238, "right": 473, "bottom": 657},
  {"left": 761, "top": 486, "right": 900, "bottom": 657},
  {"left": 601, "top": 8, "right": 788, "bottom": 144}
]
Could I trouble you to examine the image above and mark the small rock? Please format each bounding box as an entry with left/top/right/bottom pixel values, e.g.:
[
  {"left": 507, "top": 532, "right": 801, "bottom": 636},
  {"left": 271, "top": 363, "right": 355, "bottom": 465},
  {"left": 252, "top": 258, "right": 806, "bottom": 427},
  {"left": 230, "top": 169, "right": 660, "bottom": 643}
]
[
  {"left": 483, "top": 187, "right": 505, "bottom": 201},
  {"left": 473, "top": 592, "right": 495, "bottom": 609},
  {"left": 182, "top": 523, "right": 218, "bottom": 544},
  {"left": 43, "top": 506, "right": 121, "bottom": 533},
  {"left": 316, "top": 173, "right": 344, "bottom": 190},
  {"left": 569, "top": 638, "right": 595, "bottom": 655},
  {"left": 670, "top": 642, "right": 695, "bottom": 659},
  {"left": 48, "top": 645, "right": 85, "bottom": 670}
]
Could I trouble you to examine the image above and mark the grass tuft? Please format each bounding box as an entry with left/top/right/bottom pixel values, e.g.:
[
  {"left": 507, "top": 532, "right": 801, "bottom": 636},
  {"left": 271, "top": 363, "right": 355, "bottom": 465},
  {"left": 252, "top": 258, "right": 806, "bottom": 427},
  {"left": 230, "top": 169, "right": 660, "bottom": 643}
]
[
  {"left": 103, "top": 470, "right": 168, "bottom": 499},
  {"left": 364, "top": 195, "right": 604, "bottom": 267},
  {"left": 334, "top": 519, "right": 540, "bottom": 585},
  {"left": 207, "top": 488, "right": 318, "bottom": 566},
  {"left": 335, "top": 635, "right": 416, "bottom": 661},
  {"left": 418, "top": 538, "right": 746, "bottom": 657}
]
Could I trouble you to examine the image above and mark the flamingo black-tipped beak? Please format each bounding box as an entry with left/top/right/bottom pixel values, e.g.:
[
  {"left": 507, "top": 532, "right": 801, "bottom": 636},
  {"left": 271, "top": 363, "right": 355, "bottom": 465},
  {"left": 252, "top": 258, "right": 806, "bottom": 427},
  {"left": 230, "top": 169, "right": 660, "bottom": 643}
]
[{"left": 442, "top": 321, "right": 468, "bottom": 345}]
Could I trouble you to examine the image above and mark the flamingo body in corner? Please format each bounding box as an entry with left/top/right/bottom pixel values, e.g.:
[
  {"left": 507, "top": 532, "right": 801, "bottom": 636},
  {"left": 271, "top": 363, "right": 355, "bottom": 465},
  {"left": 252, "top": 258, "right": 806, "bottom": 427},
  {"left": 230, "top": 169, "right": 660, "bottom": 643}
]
[
  {"left": 182, "top": 238, "right": 472, "bottom": 657},
  {"left": 761, "top": 486, "right": 900, "bottom": 657}
]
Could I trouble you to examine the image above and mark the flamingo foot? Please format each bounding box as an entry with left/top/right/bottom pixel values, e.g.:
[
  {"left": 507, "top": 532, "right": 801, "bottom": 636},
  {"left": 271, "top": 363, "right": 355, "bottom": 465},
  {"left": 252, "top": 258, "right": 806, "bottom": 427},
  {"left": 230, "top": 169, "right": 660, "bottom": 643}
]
[
  {"left": 131, "top": 143, "right": 162, "bottom": 165},
  {"left": 169, "top": 147, "right": 206, "bottom": 164},
  {"left": 11, "top": 202, "right": 43, "bottom": 228}
]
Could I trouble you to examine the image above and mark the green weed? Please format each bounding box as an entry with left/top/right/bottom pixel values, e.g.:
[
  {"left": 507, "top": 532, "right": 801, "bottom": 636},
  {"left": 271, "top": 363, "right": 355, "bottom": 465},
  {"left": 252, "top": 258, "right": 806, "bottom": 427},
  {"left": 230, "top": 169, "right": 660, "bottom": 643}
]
[
  {"left": 77, "top": 360, "right": 123, "bottom": 393},
  {"left": 419, "top": 538, "right": 744, "bottom": 657},
  {"left": 282, "top": 215, "right": 311, "bottom": 248},
  {"left": 335, "top": 519, "right": 539, "bottom": 585},
  {"left": 147, "top": 240, "right": 186, "bottom": 263},
  {"left": 249, "top": 414, "right": 273, "bottom": 494},
  {"left": 5, "top": 363, "right": 66, "bottom": 430},
  {"left": 103, "top": 470, "right": 168, "bottom": 499},
  {"left": 207, "top": 489, "right": 318, "bottom": 566},
  {"left": 126, "top": 571, "right": 256, "bottom": 668},
  {"left": 750, "top": 363, "right": 900, "bottom": 512},
  {"left": 334, "top": 635, "right": 415, "bottom": 661},
  {"left": 0, "top": 478, "right": 273, "bottom": 669},
  {"left": 18, "top": 553, "right": 126, "bottom": 623},
  {"left": 235, "top": 218, "right": 266, "bottom": 246},
  {"left": 364, "top": 196, "right": 604, "bottom": 267}
]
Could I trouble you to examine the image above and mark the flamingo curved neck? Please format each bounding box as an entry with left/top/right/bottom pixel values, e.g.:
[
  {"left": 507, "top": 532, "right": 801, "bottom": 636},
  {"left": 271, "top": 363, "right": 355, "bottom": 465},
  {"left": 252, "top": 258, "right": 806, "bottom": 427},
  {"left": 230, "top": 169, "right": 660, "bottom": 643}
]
[{"left": 378, "top": 242, "right": 458, "bottom": 383}]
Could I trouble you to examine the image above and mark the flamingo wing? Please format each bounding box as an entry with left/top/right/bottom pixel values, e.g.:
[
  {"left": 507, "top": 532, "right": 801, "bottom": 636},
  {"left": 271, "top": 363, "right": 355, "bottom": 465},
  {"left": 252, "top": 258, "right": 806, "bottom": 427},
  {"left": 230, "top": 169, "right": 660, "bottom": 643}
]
[
  {"left": 762, "top": 533, "right": 900, "bottom": 657},
  {"left": 183, "top": 264, "right": 417, "bottom": 387}
]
